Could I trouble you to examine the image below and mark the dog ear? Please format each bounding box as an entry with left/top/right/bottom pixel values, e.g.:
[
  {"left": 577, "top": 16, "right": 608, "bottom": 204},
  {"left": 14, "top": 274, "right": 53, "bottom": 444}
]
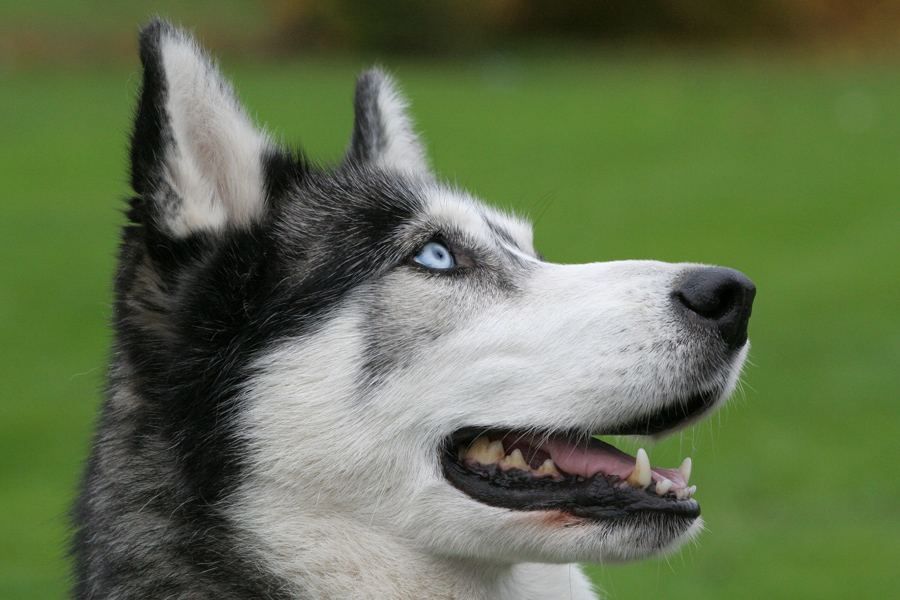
[
  {"left": 343, "top": 69, "right": 430, "bottom": 175},
  {"left": 129, "top": 19, "right": 271, "bottom": 237}
]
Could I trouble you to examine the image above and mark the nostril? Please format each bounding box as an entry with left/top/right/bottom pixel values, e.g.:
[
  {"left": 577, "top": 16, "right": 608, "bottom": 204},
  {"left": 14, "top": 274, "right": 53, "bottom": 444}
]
[
  {"left": 677, "top": 278, "right": 740, "bottom": 320},
  {"left": 675, "top": 267, "right": 756, "bottom": 351}
]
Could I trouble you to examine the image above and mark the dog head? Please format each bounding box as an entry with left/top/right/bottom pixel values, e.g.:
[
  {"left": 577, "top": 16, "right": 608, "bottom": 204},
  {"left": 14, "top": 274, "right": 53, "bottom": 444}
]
[{"left": 121, "top": 19, "right": 754, "bottom": 576}]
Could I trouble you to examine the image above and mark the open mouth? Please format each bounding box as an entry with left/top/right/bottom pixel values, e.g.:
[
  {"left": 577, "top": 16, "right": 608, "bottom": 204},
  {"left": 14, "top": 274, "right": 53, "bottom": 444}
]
[{"left": 441, "top": 428, "right": 699, "bottom": 522}]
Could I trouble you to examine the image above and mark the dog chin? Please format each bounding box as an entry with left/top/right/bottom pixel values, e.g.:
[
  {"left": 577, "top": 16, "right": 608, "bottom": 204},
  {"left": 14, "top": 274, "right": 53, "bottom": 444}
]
[
  {"left": 429, "top": 505, "right": 703, "bottom": 566},
  {"left": 577, "top": 513, "right": 704, "bottom": 563},
  {"left": 523, "top": 509, "right": 704, "bottom": 563}
]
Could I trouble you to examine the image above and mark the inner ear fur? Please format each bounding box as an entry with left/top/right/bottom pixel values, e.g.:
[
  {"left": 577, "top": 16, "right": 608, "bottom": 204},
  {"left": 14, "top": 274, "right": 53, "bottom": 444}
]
[
  {"left": 130, "top": 19, "right": 272, "bottom": 237},
  {"left": 343, "top": 69, "right": 430, "bottom": 176}
]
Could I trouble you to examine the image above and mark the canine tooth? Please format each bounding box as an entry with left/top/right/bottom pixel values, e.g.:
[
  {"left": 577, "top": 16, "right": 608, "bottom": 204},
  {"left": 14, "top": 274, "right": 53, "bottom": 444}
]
[
  {"left": 626, "top": 448, "right": 652, "bottom": 488},
  {"left": 536, "top": 459, "right": 560, "bottom": 477},
  {"left": 686, "top": 485, "right": 697, "bottom": 499},
  {"left": 679, "top": 457, "right": 692, "bottom": 486},
  {"left": 655, "top": 478, "right": 673, "bottom": 496},
  {"left": 485, "top": 440, "right": 505, "bottom": 463},
  {"left": 499, "top": 448, "right": 529, "bottom": 471}
]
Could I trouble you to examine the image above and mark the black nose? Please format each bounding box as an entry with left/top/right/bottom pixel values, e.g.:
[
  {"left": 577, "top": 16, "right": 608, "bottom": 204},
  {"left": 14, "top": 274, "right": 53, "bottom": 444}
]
[{"left": 674, "top": 267, "right": 756, "bottom": 351}]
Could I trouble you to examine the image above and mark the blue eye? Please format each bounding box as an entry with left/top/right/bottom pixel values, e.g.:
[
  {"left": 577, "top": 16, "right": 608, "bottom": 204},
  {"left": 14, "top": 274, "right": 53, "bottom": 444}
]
[{"left": 413, "top": 241, "right": 455, "bottom": 270}]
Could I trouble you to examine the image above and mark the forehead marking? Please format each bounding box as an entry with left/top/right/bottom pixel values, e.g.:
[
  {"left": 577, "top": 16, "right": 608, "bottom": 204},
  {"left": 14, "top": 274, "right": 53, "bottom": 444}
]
[
  {"left": 422, "top": 188, "right": 493, "bottom": 239},
  {"left": 422, "top": 186, "right": 535, "bottom": 254}
]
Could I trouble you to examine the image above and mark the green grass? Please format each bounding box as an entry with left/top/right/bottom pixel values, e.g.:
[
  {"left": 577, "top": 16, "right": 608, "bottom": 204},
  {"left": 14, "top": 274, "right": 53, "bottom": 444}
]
[{"left": 2, "top": 53, "right": 899, "bottom": 599}]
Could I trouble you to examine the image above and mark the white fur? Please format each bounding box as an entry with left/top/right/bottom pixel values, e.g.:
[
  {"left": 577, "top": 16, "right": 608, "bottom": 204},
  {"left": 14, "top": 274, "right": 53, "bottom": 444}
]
[
  {"left": 157, "top": 30, "right": 270, "bottom": 236},
  {"left": 230, "top": 188, "right": 743, "bottom": 599}
]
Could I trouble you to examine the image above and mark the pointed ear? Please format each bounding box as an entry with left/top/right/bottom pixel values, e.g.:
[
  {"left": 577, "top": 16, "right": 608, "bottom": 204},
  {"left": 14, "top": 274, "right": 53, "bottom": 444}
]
[
  {"left": 343, "top": 69, "right": 430, "bottom": 175},
  {"left": 130, "top": 19, "right": 272, "bottom": 237}
]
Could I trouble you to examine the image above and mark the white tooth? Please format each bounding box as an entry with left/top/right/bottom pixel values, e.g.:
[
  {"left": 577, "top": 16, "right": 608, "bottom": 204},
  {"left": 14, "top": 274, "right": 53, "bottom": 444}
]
[
  {"left": 464, "top": 437, "right": 490, "bottom": 463},
  {"left": 674, "top": 485, "right": 698, "bottom": 501},
  {"left": 536, "top": 459, "right": 560, "bottom": 477},
  {"left": 485, "top": 440, "right": 505, "bottom": 463},
  {"left": 499, "top": 448, "right": 529, "bottom": 470},
  {"left": 626, "top": 448, "right": 652, "bottom": 488},
  {"left": 655, "top": 478, "right": 673, "bottom": 496},
  {"left": 679, "top": 457, "right": 692, "bottom": 486}
]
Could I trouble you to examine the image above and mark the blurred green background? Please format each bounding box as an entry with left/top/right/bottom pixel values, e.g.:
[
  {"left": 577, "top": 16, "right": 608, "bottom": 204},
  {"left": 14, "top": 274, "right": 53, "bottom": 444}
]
[{"left": 2, "top": 2, "right": 899, "bottom": 598}]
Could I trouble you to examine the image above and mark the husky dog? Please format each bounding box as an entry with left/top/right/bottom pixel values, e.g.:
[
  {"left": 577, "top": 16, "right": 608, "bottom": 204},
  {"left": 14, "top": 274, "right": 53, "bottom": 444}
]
[{"left": 73, "top": 19, "right": 755, "bottom": 600}]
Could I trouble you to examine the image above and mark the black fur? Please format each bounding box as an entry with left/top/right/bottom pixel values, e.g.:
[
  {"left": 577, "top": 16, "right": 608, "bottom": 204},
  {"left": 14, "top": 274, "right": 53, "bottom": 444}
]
[
  {"left": 129, "top": 20, "right": 171, "bottom": 195},
  {"left": 129, "top": 19, "right": 179, "bottom": 234},
  {"left": 73, "top": 21, "right": 427, "bottom": 599}
]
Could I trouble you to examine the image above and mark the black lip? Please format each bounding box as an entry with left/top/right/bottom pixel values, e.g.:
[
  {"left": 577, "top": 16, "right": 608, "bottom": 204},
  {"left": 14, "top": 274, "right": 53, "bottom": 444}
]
[
  {"left": 440, "top": 387, "right": 722, "bottom": 522},
  {"left": 602, "top": 388, "right": 722, "bottom": 436},
  {"left": 441, "top": 437, "right": 700, "bottom": 522}
]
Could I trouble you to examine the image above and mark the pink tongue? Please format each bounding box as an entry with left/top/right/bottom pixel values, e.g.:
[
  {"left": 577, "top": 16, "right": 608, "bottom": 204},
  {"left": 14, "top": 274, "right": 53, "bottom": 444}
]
[{"left": 535, "top": 435, "right": 687, "bottom": 491}]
